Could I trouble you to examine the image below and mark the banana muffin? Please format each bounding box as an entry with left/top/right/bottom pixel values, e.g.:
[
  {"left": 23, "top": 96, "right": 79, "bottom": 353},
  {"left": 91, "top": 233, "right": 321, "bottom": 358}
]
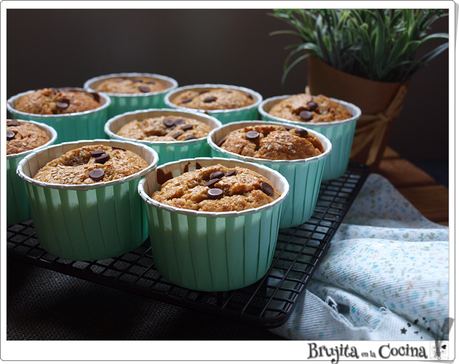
[
  {"left": 268, "top": 93, "right": 352, "bottom": 123},
  {"left": 171, "top": 88, "right": 255, "bottom": 111},
  {"left": 7, "top": 119, "right": 50, "bottom": 155},
  {"left": 94, "top": 76, "right": 166, "bottom": 94},
  {"left": 14, "top": 88, "right": 102, "bottom": 115},
  {"left": 218, "top": 124, "right": 324, "bottom": 160},
  {"left": 116, "top": 115, "right": 213, "bottom": 142},
  {"left": 152, "top": 163, "right": 281, "bottom": 212},
  {"left": 33, "top": 144, "right": 149, "bottom": 184}
]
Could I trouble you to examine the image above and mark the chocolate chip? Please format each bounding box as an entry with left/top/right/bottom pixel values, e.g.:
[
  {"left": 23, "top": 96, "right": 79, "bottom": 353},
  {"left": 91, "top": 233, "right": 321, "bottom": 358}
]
[
  {"left": 181, "top": 97, "right": 192, "bottom": 104},
  {"left": 91, "top": 150, "right": 105, "bottom": 157},
  {"left": 307, "top": 101, "right": 318, "bottom": 111},
  {"left": 7, "top": 120, "right": 20, "bottom": 127},
  {"left": 300, "top": 110, "right": 313, "bottom": 121},
  {"left": 196, "top": 162, "right": 202, "bottom": 169},
  {"left": 295, "top": 128, "right": 309, "bottom": 138},
  {"left": 181, "top": 124, "right": 193, "bottom": 131},
  {"left": 246, "top": 130, "right": 260, "bottom": 140},
  {"left": 199, "top": 90, "right": 209, "bottom": 95},
  {"left": 204, "top": 96, "right": 217, "bottom": 103},
  {"left": 157, "top": 168, "right": 173, "bottom": 185},
  {"left": 163, "top": 118, "right": 176, "bottom": 127},
  {"left": 7, "top": 130, "right": 15, "bottom": 140},
  {"left": 245, "top": 92, "right": 253, "bottom": 100},
  {"left": 185, "top": 135, "right": 197, "bottom": 140},
  {"left": 207, "top": 188, "right": 223, "bottom": 199},
  {"left": 133, "top": 79, "right": 143, "bottom": 83},
  {"left": 224, "top": 170, "right": 236, "bottom": 177},
  {"left": 217, "top": 137, "right": 227, "bottom": 147},
  {"left": 147, "top": 80, "right": 156, "bottom": 84},
  {"left": 89, "top": 168, "right": 105, "bottom": 182},
  {"left": 260, "top": 182, "right": 274, "bottom": 196},
  {"left": 205, "top": 178, "right": 220, "bottom": 187},
  {"left": 56, "top": 101, "right": 69, "bottom": 109},
  {"left": 172, "top": 132, "right": 183, "bottom": 139},
  {"left": 174, "top": 118, "right": 186, "bottom": 126},
  {"left": 94, "top": 153, "right": 110, "bottom": 164},
  {"left": 139, "top": 86, "right": 150, "bottom": 93},
  {"left": 111, "top": 146, "right": 126, "bottom": 151},
  {"left": 284, "top": 126, "right": 293, "bottom": 131},
  {"left": 210, "top": 171, "right": 224, "bottom": 180}
]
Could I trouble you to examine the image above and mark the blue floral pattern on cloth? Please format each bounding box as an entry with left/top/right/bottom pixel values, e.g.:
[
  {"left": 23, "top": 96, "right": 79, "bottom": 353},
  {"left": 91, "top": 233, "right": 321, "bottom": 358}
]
[{"left": 270, "top": 174, "right": 449, "bottom": 340}]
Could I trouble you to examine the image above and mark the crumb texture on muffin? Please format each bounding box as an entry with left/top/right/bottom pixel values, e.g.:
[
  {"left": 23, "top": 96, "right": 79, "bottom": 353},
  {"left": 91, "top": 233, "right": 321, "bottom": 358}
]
[
  {"left": 94, "top": 76, "right": 165, "bottom": 94},
  {"left": 116, "top": 115, "right": 212, "bottom": 142},
  {"left": 219, "top": 124, "right": 324, "bottom": 160},
  {"left": 152, "top": 164, "right": 280, "bottom": 212},
  {"left": 33, "top": 144, "right": 149, "bottom": 184},
  {"left": 171, "top": 88, "right": 255, "bottom": 110},
  {"left": 7, "top": 120, "right": 50, "bottom": 155},
  {"left": 14, "top": 88, "right": 101, "bottom": 115},
  {"left": 269, "top": 93, "right": 352, "bottom": 123}
]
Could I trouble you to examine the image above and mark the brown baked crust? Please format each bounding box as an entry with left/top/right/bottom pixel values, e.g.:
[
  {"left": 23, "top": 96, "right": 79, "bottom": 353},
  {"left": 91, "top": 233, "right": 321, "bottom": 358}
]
[
  {"left": 33, "top": 144, "right": 149, "bottom": 184},
  {"left": 152, "top": 164, "right": 281, "bottom": 212},
  {"left": 7, "top": 120, "right": 50, "bottom": 155},
  {"left": 269, "top": 93, "right": 352, "bottom": 123},
  {"left": 219, "top": 124, "right": 324, "bottom": 160},
  {"left": 95, "top": 76, "right": 165, "bottom": 94},
  {"left": 14, "top": 88, "right": 101, "bottom": 115},
  {"left": 116, "top": 115, "right": 213, "bottom": 142},
  {"left": 171, "top": 88, "right": 255, "bottom": 111}
]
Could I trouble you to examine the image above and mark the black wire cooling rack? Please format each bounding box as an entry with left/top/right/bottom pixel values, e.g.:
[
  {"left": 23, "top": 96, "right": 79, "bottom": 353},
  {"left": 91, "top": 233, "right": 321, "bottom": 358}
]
[{"left": 7, "top": 162, "right": 369, "bottom": 329}]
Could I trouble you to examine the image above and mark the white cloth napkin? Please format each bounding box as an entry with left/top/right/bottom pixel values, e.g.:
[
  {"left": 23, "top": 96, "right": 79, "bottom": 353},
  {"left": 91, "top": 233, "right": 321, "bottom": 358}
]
[{"left": 269, "top": 173, "right": 449, "bottom": 340}]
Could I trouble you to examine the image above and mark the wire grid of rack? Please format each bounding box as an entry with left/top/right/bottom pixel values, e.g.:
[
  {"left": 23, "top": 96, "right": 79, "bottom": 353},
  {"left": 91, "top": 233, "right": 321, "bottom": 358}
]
[{"left": 7, "top": 162, "right": 369, "bottom": 329}]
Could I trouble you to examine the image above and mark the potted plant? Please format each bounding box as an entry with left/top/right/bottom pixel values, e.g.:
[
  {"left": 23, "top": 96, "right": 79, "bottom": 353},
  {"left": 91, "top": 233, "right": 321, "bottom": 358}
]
[{"left": 269, "top": 9, "right": 449, "bottom": 169}]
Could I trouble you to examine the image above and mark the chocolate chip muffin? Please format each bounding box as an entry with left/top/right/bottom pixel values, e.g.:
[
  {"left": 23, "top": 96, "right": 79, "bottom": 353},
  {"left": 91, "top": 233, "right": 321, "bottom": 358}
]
[
  {"left": 171, "top": 88, "right": 255, "bottom": 111},
  {"left": 6, "top": 120, "right": 50, "bottom": 155},
  {"left": 152, "top": 164, "right": 281, "bottom": 212},
  {"left": 218, "top": 124, "right": 324, "bottom": 160},
  {"left": 116, "top": 115, "right": 213, "bottom": 142},
  {"left": 14, "top": 88, "right": 102, "bottom": 115},
  {"left": 33, "top": 144, "right": 149, "bottom": 184},
  {"left": 268, "top": 93, "right": 352, "bottom": 123},
  {"left": 94, "top": 76, "right": 165, "bottom": 94}
]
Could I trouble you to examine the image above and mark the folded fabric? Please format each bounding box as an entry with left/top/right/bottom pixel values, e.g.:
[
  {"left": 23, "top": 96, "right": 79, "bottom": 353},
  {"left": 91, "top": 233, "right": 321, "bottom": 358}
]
[{"left": 270, "top": 173, "right": 449, "bottom": 341}]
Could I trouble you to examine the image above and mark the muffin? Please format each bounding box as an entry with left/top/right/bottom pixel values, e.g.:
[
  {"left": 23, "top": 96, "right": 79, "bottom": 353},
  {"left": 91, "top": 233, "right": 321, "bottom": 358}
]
[
  {"left": 17, "top": 140, "right": 159, "bottom": 261},
  {"left": 259, "top": 94, "right": 361, "bottom": 181},
  {"left": 104, "top": 108, "right": 222, "bottom": 164},
  {"left": 7, "top": 88, "right": 110, "bottom": 144},
  {"left": 7, "top": 120, "right": 57, "bottom": 226},
  {"left": 164, "top": 84, "right": 263, "bottom": 124},
  {"left": 208, "top": 121, "right": 332, "bottom": 229},
  {"left": 138, "top": 157, "right": 289, "bottom": 292},
  {"left": 84, "top": 73, "right": 178, "bottom": 118}
]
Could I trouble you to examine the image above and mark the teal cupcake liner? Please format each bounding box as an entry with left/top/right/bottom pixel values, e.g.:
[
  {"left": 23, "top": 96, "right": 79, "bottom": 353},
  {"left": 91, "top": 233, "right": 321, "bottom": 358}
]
[
  {"left": 17, "top": 139, "right": 159, "bottom": 261},
  {"left": 258, "top": 95, "right": 361, "bottom": 181},
  {"left": 138, "top": 157, "right": 289, "bottom": 292},
  {"left": 104, "top": 108, "right": 222, "bottom": 165},
  {"left": 84, "top": 73, "right": 178, "bottom": 119},
  {"left": 164, "top": 84, "right": 262, "bottom": 124},
  {"left": 7, "top": 88, "right": 111, "bottom": 144},
  {"left": 7, "top": 120, "right": 58, "bottom": 226},
  {"left": 207, "top": 121, "right": 332, "bottom": 229}
]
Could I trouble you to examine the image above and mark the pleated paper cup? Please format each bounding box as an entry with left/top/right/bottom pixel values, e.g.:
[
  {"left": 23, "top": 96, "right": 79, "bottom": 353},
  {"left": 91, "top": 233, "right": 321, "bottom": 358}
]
[
  {"left": 259, "top": 95, "right": 361, "bottom": 181},
  {"left": 16, "top": 139, "right": 159, "bottom": 261},
  {"left": 84, "top": 73, "right": 178, "bottom": 119},
  {"left": 104, "top": 108, "right": 222, "bottom": 164},
  {"left": 164, "top": 84, "right": 262, "bottom": 124},
  {"left": 207, "top": 121, "right": 332, "bottom": 229},
  {"left": 7, "top": 88, "right": 111, "bottom": 144},
  {"left": 7, "top": 120, "right": 58, "bottom": 226},
  {"left": 138, "top": 157, "right": 289, "bottom": 292}
]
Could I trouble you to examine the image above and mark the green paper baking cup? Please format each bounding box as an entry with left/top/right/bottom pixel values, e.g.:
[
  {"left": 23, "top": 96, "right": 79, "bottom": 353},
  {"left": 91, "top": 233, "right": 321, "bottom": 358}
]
[
  {"left": 207, "top": 121, "right": 331, "bottom": 229},
  {"left": 7, "top": 88, "right": 111, "bottom": 144},
  {"left": 84, "top": 73, "right": 178, "bottom": 119},
  {"left": 7, "top": 120, "right": 58, "bottom": 226},
  {"left": 104, "top": 108, "right": 222, "bottom": 164},
  {"left": 17, "top": 139, "right": 159, "bottom": 261},
  {"left": 138, "top": 157, "right": 289, "bottom": 292},
  {"left": 164, "top": 84, "right": 262, "bottom": 124},
  {"left": 258, "top": 95, "right": 361, "bottom": 181}
]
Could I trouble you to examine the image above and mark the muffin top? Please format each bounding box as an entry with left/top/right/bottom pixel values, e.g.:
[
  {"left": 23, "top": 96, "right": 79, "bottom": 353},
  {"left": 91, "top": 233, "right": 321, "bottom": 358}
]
[
  {"left": 152, "top": 164, "right": 281, "bottom": 212},
  {"left": 116, "top": 115, "right": 213, "bottom": 142},
  {"left": 94, "top": 76, "right": 166, "bottom": 94},
  {"left": 269, "top": 93, "right": 352, "bottom": 123},
  {"left": 14, "top": 88, "right": 102, "bottom": 115},
  {"left": 171, "top": 88, "right": 255, "bottom": 111},
  {"left": 218, "top": 124, "right": 324, "bottom": 160},
  {"left": 7, "top": 120, "right": 50, "bottom": 155},
  {"left": 33, "top": 144, "right": 149, "bottom": 185}
]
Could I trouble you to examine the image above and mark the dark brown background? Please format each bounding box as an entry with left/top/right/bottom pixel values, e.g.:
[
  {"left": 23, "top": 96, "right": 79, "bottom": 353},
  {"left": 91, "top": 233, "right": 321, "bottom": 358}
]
[{"left": 6, "top": 9, "right": 449, "bottom": 162}]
